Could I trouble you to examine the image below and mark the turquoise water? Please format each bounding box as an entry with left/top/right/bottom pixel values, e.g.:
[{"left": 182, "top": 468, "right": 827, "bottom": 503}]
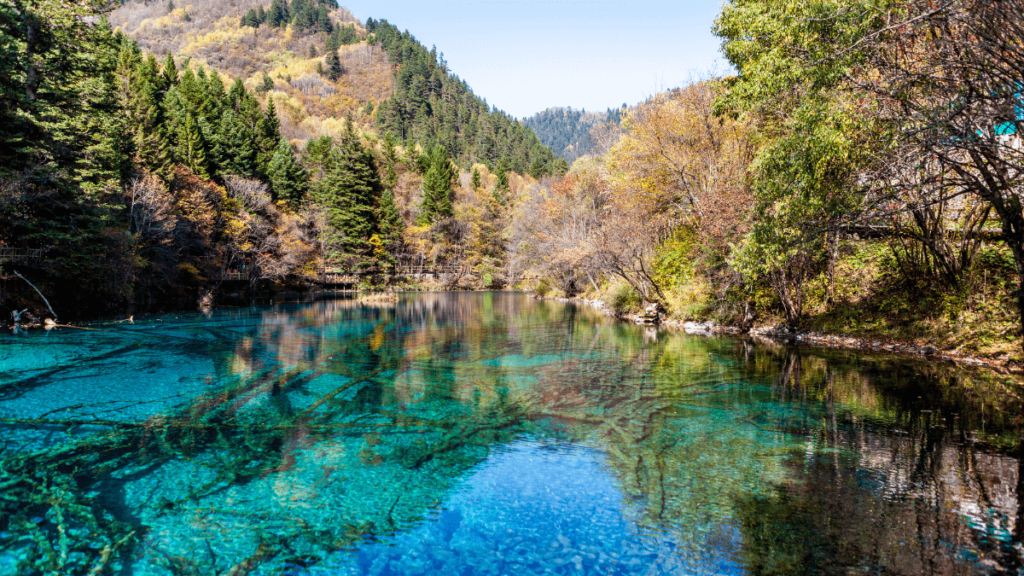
[{"left": 0, "top": 292, "right": 1021, "bottom": 575}]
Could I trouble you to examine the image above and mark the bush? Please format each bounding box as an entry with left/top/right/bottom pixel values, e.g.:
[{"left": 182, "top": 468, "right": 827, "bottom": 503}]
[
  {"left": 534, "top": 278, "right": 551, "bottom": 298},
  {"left": 604, "top": 283, "right": 642, "bottom": 316}
]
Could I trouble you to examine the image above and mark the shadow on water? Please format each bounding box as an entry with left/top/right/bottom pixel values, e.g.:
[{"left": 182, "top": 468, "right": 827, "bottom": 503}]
[{"left": 0, "top": 292, "right": 1020, "bottom": 575}]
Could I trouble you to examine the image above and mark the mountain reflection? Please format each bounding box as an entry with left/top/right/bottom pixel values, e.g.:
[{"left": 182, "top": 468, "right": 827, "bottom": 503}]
[{"left": 0, "top": 293, "right": 1020, "bottom": 575}]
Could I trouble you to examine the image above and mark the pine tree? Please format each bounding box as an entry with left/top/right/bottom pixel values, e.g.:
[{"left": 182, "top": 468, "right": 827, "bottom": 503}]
[
  {"left": 213, "top": 109, "right": 255, "bottom": 176},
  {"left": 377, "top": 189, "right": 404, "bottom": 264},
  {"left": 308, "top": 44, "right": 317, "bottom": 58},
  {"left": 167, "top": 0, "right": 174, "bottom": 11},
  {"left": 241, "top": 8, "right": 259, "bottom": 27},
  {"left": 177, "top": 113, "right": 210, "bottom": 179},
  {"left": 257, "top": 5, "right": 267, "bottom": 23},
  {"left": 471, "top": 167, "right": 481, "bottom": 190},
  {"left": 313, "top": 131, "right": 382, "bottom": 265},
  {"left": 267, "top": 138, "right": 307, "bottom": 207},
  {"left": 418, "top": 145, "right": 455, "bottom": 224},
  {"left": 493, "top": 160, "right": 509, "bottom": 205},
  {"left": 161, "top": 53, "right": 178, "bottom": 87},
  {"left": 324, "top": 49, "right": 343, "bottom": 81},
  {"left": 256, "top": 98, "right": 281, "bottom": 174}
]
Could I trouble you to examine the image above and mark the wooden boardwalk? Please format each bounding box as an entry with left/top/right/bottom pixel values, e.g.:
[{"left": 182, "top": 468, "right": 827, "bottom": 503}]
[{"left": 0, "top": 248, "right": 44, "bottom": 263}]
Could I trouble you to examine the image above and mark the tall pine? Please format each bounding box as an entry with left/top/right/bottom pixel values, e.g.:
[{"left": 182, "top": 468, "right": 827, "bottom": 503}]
[{"left": 418, "top": 145, "right": 455, "bottom": 224}]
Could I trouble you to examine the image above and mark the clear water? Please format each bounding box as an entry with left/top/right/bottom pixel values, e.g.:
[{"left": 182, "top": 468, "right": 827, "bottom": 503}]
[{"left": 0, "top": 292, "right": 1021, "bottom": 575}]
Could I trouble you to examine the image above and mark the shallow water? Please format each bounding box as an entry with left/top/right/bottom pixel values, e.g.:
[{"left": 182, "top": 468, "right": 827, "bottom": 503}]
[{"left": 0, "top": 292, "right": 1021, "bottom": 575}]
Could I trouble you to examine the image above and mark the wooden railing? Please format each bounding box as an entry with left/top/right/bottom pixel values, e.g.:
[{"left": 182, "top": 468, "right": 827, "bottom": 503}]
[{"left": 0, "top": 248, "right": 44, "bottom": 262}]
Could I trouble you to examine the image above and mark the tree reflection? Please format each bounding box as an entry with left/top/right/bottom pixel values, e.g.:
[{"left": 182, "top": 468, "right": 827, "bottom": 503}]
[{"left": 0, "top": 294, "right": 1020, "bottom": 575}]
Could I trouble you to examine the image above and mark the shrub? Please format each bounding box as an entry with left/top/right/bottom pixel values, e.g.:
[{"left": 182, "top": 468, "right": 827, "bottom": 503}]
[
  {"left": 604, "top": 283, "right": 642, "bottom": 316},
  {"left": 534, "top": 278, "right": 551, "bottom": 298}
]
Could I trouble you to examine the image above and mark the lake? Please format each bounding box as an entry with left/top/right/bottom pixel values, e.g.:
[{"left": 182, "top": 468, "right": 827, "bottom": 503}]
[{"left": 0, "top": 292, "right": 1021, "bottom": 575}]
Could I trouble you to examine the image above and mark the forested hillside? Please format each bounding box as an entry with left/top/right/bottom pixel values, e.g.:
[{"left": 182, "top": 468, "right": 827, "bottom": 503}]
[
  {"left": 368, "top": 19, "right": 566, "bottom": 177},
  {"left": 0, "top": 0, "right": 561, "bottom": 322},
  {"left": 522, "top": 106, "right": 625, "bottom": 161},
  {"left": 510, "top": 0, "right": 1024, "bottom": 363}
]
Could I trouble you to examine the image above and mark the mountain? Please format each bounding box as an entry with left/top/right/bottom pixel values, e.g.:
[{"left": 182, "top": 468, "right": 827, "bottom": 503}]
[
  {"left": 368, "top": 19, "right": 565, "bottom": 177},
  {"left": 522, "top": 106, "right": 626, "bottom": 162},
  {"left": 0, "top": 0, "right": 565, "bottom": 321}
]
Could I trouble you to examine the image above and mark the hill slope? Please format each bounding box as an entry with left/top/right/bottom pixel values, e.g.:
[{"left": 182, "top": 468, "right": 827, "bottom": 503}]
[{"left": 522, "top": 106, "right": 625, "bottom": 161}]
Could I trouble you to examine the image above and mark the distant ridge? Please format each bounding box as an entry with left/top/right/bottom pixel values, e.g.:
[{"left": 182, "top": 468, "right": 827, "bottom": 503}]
[{"left": 522, "top": 106, "right": 626, "bottom": 162}]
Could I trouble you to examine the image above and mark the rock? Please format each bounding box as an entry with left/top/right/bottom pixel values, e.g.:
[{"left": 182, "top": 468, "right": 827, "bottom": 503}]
[
  {"left": 43, "top": 318, "right": 57, "bottom": 327},
  {"left": 921, "top": 345, "right": 938, "bottom": 355}
]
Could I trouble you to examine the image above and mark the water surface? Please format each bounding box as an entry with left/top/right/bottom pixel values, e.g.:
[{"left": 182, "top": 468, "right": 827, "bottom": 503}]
[{"left": 0, "top": 292, "right": 1021, "bottom": 575}]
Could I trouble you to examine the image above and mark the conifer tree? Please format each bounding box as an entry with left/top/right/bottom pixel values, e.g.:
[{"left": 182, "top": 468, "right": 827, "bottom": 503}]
[
  {"left": 241, "top": 8, "right": 259, "bottom": 27},
  {"left": 381, "top": 134, "right": 398, "bottom": 190},
  {"left": 267, "top": 137, "right": 307, "bottom": 207},
  {"left": 471, "top": 167, "right": 481, "bottom": 190},
  {"left": 161, "top": 53, "right": 178, "bottom": 87},
  {"left": 308, "top": 44, "right": 317, "bottom": 58},
  {"left": 257, "top": 5, "right": 267, "bottom": 23},
  {"left": 177, "top": 113, "right": 210, "bottom": 179},
  {"left": 213, "top": 109, "right": 255, "bottom": 176},
  {"left": 377, "top": 189, "right": 404, "bottom": 263},
  {"left": 494, "top": 160, "right": 509, "bottom": 205},
  {"left": 167, "top": 0, "right": 174, "bottom": 11},
  {"left": 313, "top": 127, "right": 382, "bottom": 264},
  {"left": 325, "top": 49, "right": 343, "bottom": 81},
  {"left": 256, "top": 98, "right": 281, "bottom": 174},
  {"left": 418, "top": 145, "right": 455, "bottom": 224}
]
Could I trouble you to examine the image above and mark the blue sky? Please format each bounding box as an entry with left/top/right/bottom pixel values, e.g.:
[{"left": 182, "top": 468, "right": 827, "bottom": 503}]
[{"left": 339, "top": 1, "right": 728, "bottom": 118}]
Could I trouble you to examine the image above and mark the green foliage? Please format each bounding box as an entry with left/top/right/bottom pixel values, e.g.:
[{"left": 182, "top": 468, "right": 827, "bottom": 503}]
[
  {"left": 417, "top": 145, "right": 456, "bottom": 224},
  {"left": 603, "top": 283, "right": 642, "bottom": 316},
  {"left": 267, "top": 137, "right": 307, "bottom": 207},
  {"left": 534, "top": 277, "right": 551, "bottom": 297},
  {"left": 324, "top": 49, "right": 343, "bottom": 81},
  {"left": 377, "top": 189, "right": 404, "bottom": 262},
  {"left": 522, "top": 106, "right": 625, "bottom": 161},
  {"left": 312, "top": 125, "right": 383, "bottom": 265},
  {"left": 366, "top": 18, "right": 559, "bottom": 176}
]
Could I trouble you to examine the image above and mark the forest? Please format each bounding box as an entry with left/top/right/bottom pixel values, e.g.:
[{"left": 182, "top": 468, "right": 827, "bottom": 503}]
[
  {"left": 0, "top": 0, "right": 561, "bottom": 321},
  {"left": 4, "top": 0, "right": 1024, "bottom": 364},
  {"left": 522, "top": 106, "right": 625, "bottom": 162},
  {"left": 509, "top": 0, "right": 1024, "bottom": 361}
]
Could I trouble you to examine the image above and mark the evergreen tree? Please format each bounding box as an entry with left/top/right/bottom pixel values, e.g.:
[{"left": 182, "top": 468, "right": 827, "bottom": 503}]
[
  {"left": 324, "top": 49, "right": 343, "bottom": 81},
  {"left": 313, "top": 130, "right": 382, "bottom": 265},
  {"left": 302, "top": 135, "right": 334, "bottom": 181},
  {"left": 241, "top": 8, "right": 259, "bottom": 27},
  {"left": 268, "top": 0, "right": 289, "bottom": 27},
  {"left": 494, "top": 160, "right": 509, "bottom": 205},
  {"left": 308, "top": 44, "right": 317, "bottom": 58},
  {"left": 161, "top": 53, "right": 178, "bottom": 87},
  {"left": 266, "top": 137, "right": 307, "bottom": 206},
  {"left": 213, "top": 109, "right": 255, "bottom": 176},
  {"left": 381, "top": 133, "right": 398, "bottom": 190},
  {"left": 167, "top": 0, "right": 174, "bottom": 11},
  {"left": 176, "top": 113, "right": 210, "bottom": 179},
  {"left": 376, "top": 189, "right": 404, "bottom": 267},
  {"left": 257, "top": 5, "right": 267, "bottom": 23},
  {"left": 471, "top": 167, "right": 481, "bottom": 190},
  {"left": 418, "top": 145, "right": 455, "bottom": 224},
  {"left": 256, "top": 98, "right": 281, "bottom": 174}
]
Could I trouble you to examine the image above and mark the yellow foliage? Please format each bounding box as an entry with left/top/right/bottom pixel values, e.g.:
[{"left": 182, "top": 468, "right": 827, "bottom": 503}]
[
  {"left": 269, "top": 91, "right": 305, "bottom": 124},
  {"left": 177, "top": 262, "right": 201, "bottom": 277}
]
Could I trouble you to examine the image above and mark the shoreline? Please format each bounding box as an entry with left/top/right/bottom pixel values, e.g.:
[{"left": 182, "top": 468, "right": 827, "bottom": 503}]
[{"left": 538, "top": 294, "right": 1024, "bottom": 376}]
